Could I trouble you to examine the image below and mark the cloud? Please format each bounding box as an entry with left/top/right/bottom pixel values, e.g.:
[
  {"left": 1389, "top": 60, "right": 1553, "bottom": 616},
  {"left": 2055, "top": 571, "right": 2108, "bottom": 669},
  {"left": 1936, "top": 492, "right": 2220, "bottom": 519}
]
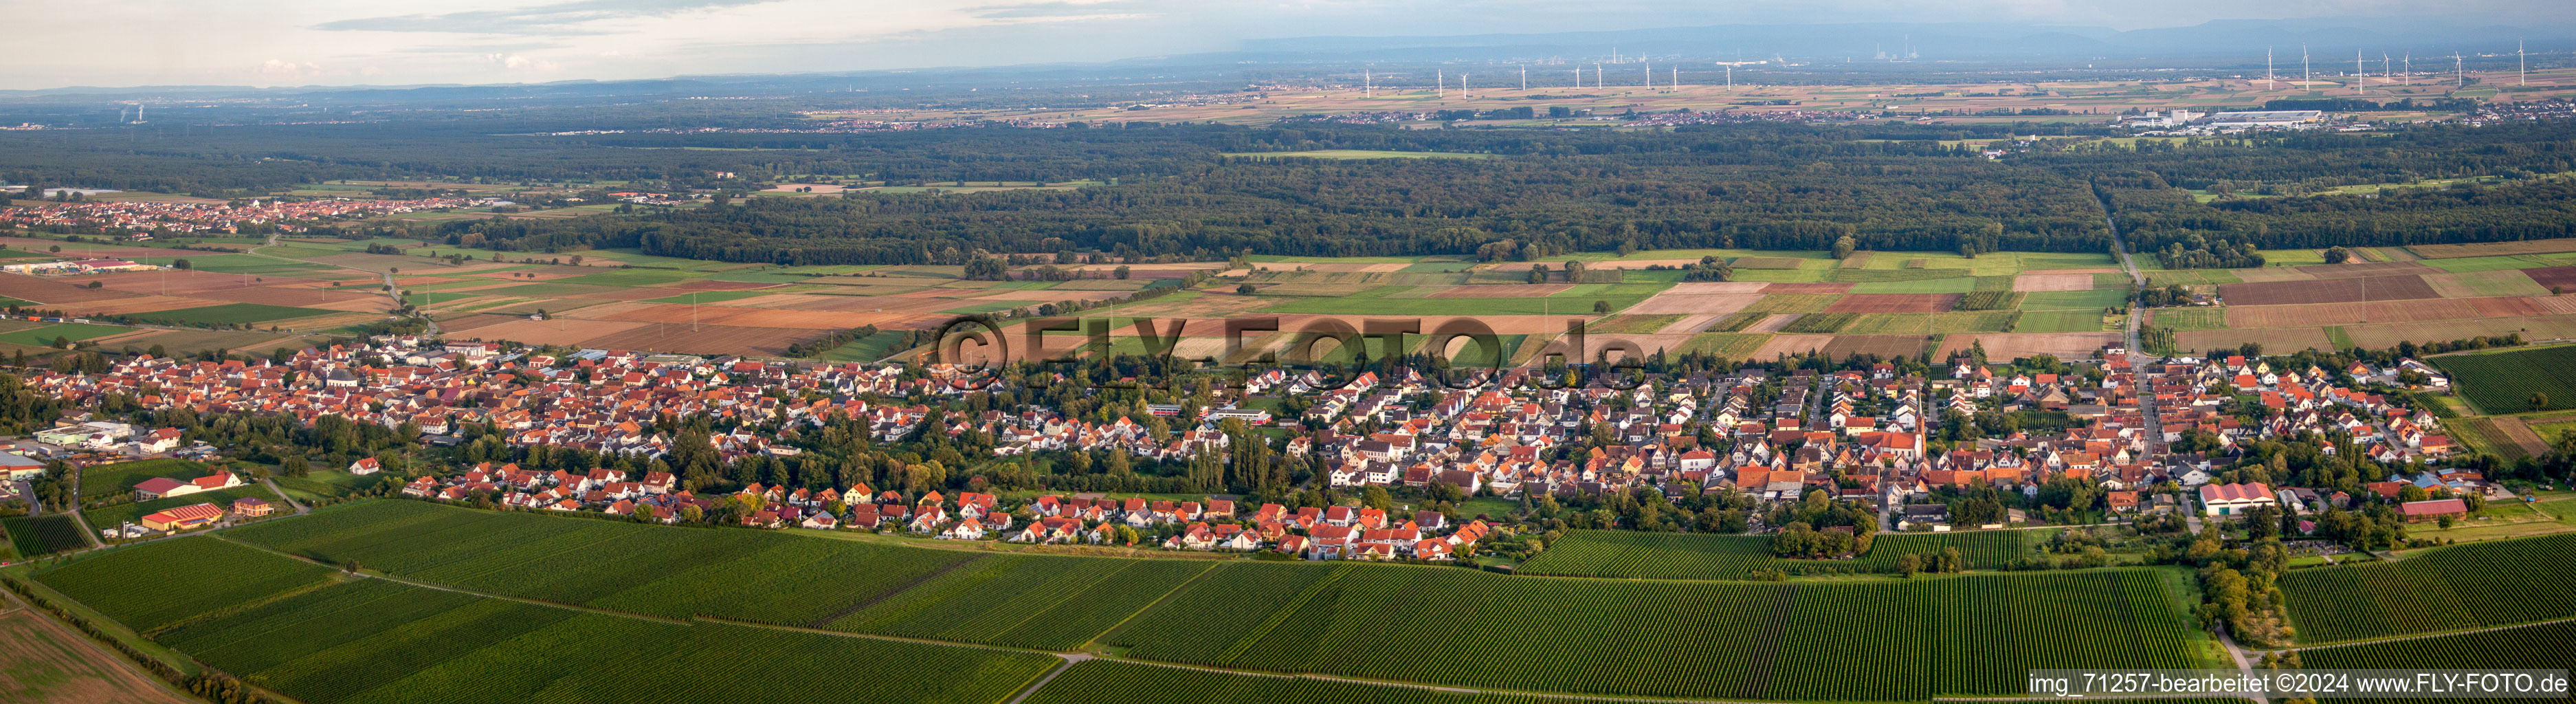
[
  {"left": 257, "top": 59, "right": 327, "bottom": 80},
  {"left": 487, "top": 53, "right": 562, "bottom": 72},
  {"left": 318, "top": 0, "right": 778, "bottom": 35},
  {"left": 970, "top": 0, "right": 1149, "bottom": 22}
]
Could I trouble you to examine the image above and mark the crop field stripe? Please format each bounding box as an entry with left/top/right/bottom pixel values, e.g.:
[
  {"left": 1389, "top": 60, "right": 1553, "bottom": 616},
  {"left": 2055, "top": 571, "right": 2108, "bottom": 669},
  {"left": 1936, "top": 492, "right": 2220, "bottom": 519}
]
[{"left": 2280, "top": 533, "right": 2576, "bottom": 644}]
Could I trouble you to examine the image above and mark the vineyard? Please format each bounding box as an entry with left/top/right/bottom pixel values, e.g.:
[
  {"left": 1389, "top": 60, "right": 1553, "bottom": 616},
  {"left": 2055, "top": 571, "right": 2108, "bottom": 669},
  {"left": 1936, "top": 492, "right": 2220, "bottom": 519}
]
[
  {"left": 1022, "top": 659, "right": 1603, "bottom": 704},
  {"left": 1, "top": 514, "right": 89, "bottom": 557},
  {"left": 1515, "top": 531, "right": 1777, "bottom": 578},
  {"left": 1854, "top": 531, "right": 2030, "bottom": 571},
  {"left": 1098, "top": 561, "right": 2206, "bottom": 700},
  {"left": 2279, "top": 533, "right": 2576, "bottom": 644},
  {"left": 226, "top": 500, "right": 1204, "bottom": 650},
  {"left": 32, "top": 536, "right": 338, "bottom": 634},
  {"left": 2296, "top": 621, "right": 2576, "bottom": 704},
  {"left": 45, "top": 552, "right": 1065, "bottom": 704},
  {"left": 2430, "top": 345, "right": 2576, "bottom": 413},
  {"left": 1516, "top": 529, "right": 2032, "bottom": 580}
]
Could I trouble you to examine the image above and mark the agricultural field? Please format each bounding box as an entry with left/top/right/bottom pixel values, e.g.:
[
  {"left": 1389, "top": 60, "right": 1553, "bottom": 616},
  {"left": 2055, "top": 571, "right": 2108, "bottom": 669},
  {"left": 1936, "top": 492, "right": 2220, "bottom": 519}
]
[
  {"left": 1516, "top": 531, "right": 1777, "bottom": 579},
  {"left": 2432, "top": 345, "right": 2576, "bottom": 414},
  {"left": 1, "top": 514, "right": 88, "bottom": 557},
  {"left": 0, "top": 603, "right": 195, "bottom": 704},
  {"left": 53, "top": 564, "right": 1062, "bottom": 704},
  {"left": 75, "top": 459, "right": 212, "bottom": 498},
  {"left": 2296, "top": 621, "right": 2576, "bottom": 704},
  {"left": 32, "top": 537, "right": 337, "bottom": 635},
  {"left": 1022, "top": 659, "right": 1601, "bottom": 704},
  {"left": 2278, "top": 533, "right": 2576, "bottom": 644},
  {"left": 227, "top": 500, "right": 1202, "bottom": 651},
  {"left": 117, "top": 302, "right": 337, "bottom": 327},
  {"left": 1098, "top": 563, "right": 2203, "bottom": 700}
]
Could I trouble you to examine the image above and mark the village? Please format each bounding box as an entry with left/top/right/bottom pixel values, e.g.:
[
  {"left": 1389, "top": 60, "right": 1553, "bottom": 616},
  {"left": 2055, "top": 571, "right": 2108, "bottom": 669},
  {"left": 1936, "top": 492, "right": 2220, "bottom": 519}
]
[
  {"left": 0, "top": 324, "right": 2496, "bottom": 562},
  {"left": 0, "top": 195, "right": 493, "bottom": 236}
]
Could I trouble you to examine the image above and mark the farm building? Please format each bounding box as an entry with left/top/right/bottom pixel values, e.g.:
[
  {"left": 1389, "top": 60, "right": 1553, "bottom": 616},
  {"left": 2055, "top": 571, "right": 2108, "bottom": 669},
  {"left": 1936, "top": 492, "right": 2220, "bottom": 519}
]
[
  {"left": 0, "top": 452, "right": 42, "bottom": 481},
  {"left": 139, "top": 503, "right": 223, "bottom": 531},
  {"left": 2398, "top": 498, "right": 2469, "bottom": 522},
  {"left": 132, "top": 472, "right": 243, "bottom": 500},
  {"left": 2199, "top": 482, "right": 2275, "bottom": 516},
  {"left": 233, "top": 497, "right": 273, "bottom": 518}
]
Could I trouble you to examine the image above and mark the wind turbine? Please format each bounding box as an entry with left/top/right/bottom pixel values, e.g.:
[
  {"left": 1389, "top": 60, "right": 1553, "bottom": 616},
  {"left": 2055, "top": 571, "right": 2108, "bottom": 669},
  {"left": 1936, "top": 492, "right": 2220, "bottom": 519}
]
[
  {"left": 1520, "top": 65, "right": 1526, "bottom": 91},
  {"left": 2455, "top": 51, "right": 2464, "bottom": 87},
  {"left": 2520, "top": 39, "right": 2527, "bottom": 86},
  {"left": 2357, "top": 50, "right": 2365, "bottom": 94},
  {"left": 2302, "top": 43, "right": 2309, "bottom": 87},
  {"left": 2267, "top": 47, "right": 2274, "bottom": 89}
]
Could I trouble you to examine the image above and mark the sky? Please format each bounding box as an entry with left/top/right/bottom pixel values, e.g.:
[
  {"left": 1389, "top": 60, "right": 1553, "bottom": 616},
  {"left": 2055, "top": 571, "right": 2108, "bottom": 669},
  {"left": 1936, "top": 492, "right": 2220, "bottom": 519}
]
[{"left": 11, "top": 0, "right": 2570, "bottom": 90}]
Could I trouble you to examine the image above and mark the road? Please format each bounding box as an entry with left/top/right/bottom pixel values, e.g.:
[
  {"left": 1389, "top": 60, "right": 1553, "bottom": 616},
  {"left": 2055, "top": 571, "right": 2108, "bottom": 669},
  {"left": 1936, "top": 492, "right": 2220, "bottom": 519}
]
[
  {"left": 262, "top": 476, "right": 311, "bottom": 515},
  {"left": 2099, "top": 196, "right": 2181, "bottom": 530},
  {"left": 249, "top": 232, "right": 437, "bottom": 336}
]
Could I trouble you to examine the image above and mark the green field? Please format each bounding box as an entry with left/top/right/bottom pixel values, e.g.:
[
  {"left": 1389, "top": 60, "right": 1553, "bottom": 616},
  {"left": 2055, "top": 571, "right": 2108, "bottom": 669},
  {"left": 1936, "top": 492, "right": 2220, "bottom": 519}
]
[
  {"left": 1521, "top": 529, "right": 2031, "bottom": 580},
  {"left": 76, "top": 458, "right": 211, "bottom": 498},
  {"left": 2430, "top": 346, "right": 2576, "bottom": 414},
  {"left": 1847, "top": 276, "right": 1980, "bottom": 294},
  {"left": 32, "top": 536, "right": 337, "bottom": 634},
  {"left": 2151, "top": 307, "right": 2228, "bottom": 331},
  {"left": 34, "top": 538, "right": 1061, "bottom": 704},
  {"left": 2279, "top": 532, "right": 2576, "bottom": 644},
  {"left": 1, "top": 514, "right": 87, "bottom": 557},
  {"left": 1221, "top": 150, "right": 1494, "bottom": 160},
  {"left": 1023, "top": 659, "right": 1607, "bottom": 704},
  {"left": 122, "top": 302, "right": 337, "bottom": 326},
  {"left": 210, "top": 500, "right": 2210, "bottom": 701},
  {"left": 2297, "top": 620, "right": 2576, "bottom": 704},
  {"left": 1517, "top": 531, "right": 1777, "bottom": 579},
  {"left": 2016, "top": 309, "right": 2111, "bottom": 333},
  {"left": 228, "top": 500, "right": 1201, "bottom": 651},
  {"left": 0, "top": 322, "right": 129, "bottom": 347},
  {"left": 2019, "top": 288, "right": 2128, "bottom": 310},
  {"left": 1098, "top": 564, "right": 2202, "bottom": 700}
]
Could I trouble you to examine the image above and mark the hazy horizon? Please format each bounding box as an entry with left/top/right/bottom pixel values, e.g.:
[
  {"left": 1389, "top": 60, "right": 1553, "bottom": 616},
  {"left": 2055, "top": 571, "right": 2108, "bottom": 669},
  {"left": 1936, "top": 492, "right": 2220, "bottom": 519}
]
[{"left": 12, "top": 1, "right": 2573, "bottom": 92}]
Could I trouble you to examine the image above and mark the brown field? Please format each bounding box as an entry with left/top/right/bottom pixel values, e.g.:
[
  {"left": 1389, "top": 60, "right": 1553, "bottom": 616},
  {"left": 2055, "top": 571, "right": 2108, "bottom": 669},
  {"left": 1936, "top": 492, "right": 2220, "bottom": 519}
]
[
  {"left": 1759, "top": 282, "right": 1856, "bottom": 294},
  {"left": 1661, "top": 282, "right": 1771, "bottom": 294},
  {"left": 725, "top": 294, "right": 961, "bottom": 314},
  {"left": 2486, "top": 415, "right": 2551, "bottom": 457},
  {"left": 2529, "top": 296, "right": 2576, "bottom": 314},
  {"left": 61, "top": 295, "right": 225, "bottom": 316},
  {"left": 2228, "top": 267, "right": 2316, "bottom": 283},
  {"left": 2218, "top": 275, "right": 2441, "bottom": 305},
  {"left": 1825, "top": 294, "right": 1962, "bottom": 314},
  {"left": 1656, "top": 314, "right": 1726, "bottom": 334},
  {"left": 2177, "top": 327, "right": 2336, "bottom": 353},
  {"left": 454, "top": 318, "right": 652, "bottom": 346},
  {"left": 579, "top": 323, "right": 818, "bottom": 357},
  {"left": 590, "top": 303, "right": 924, "bottom": 330},
  {"left": 0, "top": 274, "right": 149, "bottom": 305},
  {"left": 2423, "top": 270, "right": 2551, "bottom": 298},
  {"left": 2223, "top": 296, "right": 2551, "bottom": 327},
  {"left": 1748, "top": 333, "right": 1925, "bottom": 360},
  {"left": 1623, "top": 292, "right": 1765, "bottom": 316},
  {"left": 2292, "top": 261, "right": 2439, "bottom": 278},
  {"left": 1425, "top": 284, "right": 1570, "bottom": 298},
  {"left": 186, "top": 285, "right": 390, "bottom": 310},
  {"left": 2011, "top": 274, "right": 2094, "bottom": 292},
  {"left": 1936, "top": 332, "right": 2122, "bottom": 360},
  {"left": 305, "top": 252, "right": 442, "bottom": 272},
  {"left": 391, "top": 276, "right": 467, "bottom": 287},
  {"left": 2342, "top": 314, "right": 2576, "bottom": 349},
  {"left": 2408, "top": 240, "right": 2576, "bottom": 258},
  {"left": 94, "top": 270, "right": 326, "bottom": 294},
  {"left": 2523, "top": 267, "right": 2576, "bottom": 293},
  {"left": 437, "top": 314, "right": 521, "bottom": 332},
  {"left": 0, "top": 600, "right": 196, "bottom": 704}
]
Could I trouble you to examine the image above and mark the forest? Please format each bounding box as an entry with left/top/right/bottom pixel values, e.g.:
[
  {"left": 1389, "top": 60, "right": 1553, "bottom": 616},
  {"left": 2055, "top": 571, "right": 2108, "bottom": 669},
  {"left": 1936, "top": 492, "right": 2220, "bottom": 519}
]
[{"left": 4, "top": 116, "right": 2574, "bottom": 263}]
